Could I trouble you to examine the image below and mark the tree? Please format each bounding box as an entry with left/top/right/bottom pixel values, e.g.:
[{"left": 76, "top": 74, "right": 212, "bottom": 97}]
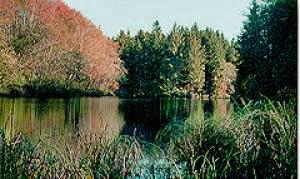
[
  {"left": 0, "top": 0, "right": 122, "bottom": 95},
  {"left": 184, "top": 29, "right": 206, "bottom": 96},
  {"left": 116, "top": 22, "right": 238, "bottom": 98},
  {"left": 238, "top": 0, "right": 297, "bottom": 99}
]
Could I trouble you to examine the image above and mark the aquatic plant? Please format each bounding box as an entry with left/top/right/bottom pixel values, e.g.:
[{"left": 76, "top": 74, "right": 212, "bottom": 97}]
[{"left": 0, "top": 99, "right": 296, "bottom": 178}]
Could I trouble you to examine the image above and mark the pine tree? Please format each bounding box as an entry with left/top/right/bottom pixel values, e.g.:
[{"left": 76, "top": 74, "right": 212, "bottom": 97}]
[
  {"left": 185, "top": 28, "right": 206, "bottom": 96},
  {"left": 238, "top": 0, "right": 296, "bottom": 99}
]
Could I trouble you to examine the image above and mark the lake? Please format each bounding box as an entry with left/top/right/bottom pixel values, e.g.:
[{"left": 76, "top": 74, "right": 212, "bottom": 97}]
[{"left": 0, "top": 97, "right": 233, "bottom": 141}]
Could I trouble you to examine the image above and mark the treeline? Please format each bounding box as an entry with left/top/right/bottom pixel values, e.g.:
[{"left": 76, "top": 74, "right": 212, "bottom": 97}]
[
  {"left": 115, "top": 22, "right": 239, "bottom": 98},
  {"left": 0, "top": 0, "right": 296, "bottom": 99},
  {"left": 237, "top": 0, "right": 297, "bottom": 100},
  {"left": 116, "top": 0, "right": 297, "bottom": 100},
  {"left": 0, "top": 0, "right": 121, "bottom": 97}
]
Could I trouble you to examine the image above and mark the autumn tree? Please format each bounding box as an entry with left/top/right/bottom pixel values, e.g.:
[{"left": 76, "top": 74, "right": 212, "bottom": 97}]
[{"left": 0, "top": 0, "right": 122, "bottom": 96}]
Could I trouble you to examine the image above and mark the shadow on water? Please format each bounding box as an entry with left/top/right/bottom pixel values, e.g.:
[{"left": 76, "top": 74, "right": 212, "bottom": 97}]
[
  {"left": 119, "top": 98, "right": 192, "bottom": 141},
  {"left": 203, "top": 99, "right": 233, "bottom": 118},
  {"left": 0, "top": 97, "right": 233, "bottom": 141},
  {"left": 119, "top": 98, "right": 233, "bottom": 141}
]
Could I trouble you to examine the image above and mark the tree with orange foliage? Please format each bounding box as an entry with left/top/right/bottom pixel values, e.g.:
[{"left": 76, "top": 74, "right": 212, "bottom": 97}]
[{"left": 0, "top": 0, "right": 122, "bottom": 96}]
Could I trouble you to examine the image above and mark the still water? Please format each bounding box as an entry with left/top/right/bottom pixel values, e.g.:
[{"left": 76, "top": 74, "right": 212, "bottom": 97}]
[{"left": 0, "top": 97, "right": 233, "bottom": 140}]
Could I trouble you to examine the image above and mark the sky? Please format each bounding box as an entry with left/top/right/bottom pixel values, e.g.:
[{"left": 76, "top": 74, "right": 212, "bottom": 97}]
[{"left": 64, "top": 0, "right": 251, "bottom": 40}]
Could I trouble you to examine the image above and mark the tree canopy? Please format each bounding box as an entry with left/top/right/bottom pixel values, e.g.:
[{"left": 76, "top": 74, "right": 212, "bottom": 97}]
[
  {"left": 237, "top": 0, "right": 297, "bottom": 100},
  {"left": 0, "top": 0, "right": 122, "bottom": 96},
  {"left": 115, "top": 22, "right": 238, "bottom": 98}
]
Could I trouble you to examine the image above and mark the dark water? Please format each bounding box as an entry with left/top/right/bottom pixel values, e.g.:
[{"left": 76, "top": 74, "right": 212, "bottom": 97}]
[{"left": 0, "top": 97, "right": 233, "bottom": 140}]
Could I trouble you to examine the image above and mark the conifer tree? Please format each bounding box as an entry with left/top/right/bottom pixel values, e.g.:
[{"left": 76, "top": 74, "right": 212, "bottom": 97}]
[{"left": 238, "top": 0, "right": 296, "bottom": 99}]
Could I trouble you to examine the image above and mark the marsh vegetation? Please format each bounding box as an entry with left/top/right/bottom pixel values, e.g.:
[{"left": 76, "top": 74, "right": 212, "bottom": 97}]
[{"left": 0, "top": 98, "right": 296, "bottom": 178}]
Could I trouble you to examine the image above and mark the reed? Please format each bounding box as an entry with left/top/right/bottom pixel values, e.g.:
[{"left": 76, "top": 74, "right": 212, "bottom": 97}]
[{"left": 0, "top": 99, "right": 296, "bottom": 178}]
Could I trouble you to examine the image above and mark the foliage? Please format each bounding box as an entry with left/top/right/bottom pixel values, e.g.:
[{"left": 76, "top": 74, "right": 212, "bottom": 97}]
[
  {"left": 237, "top": 0, "right": 297, "bottom": 100},
  {"left": 201, "top": 28, "right": 239, "bottom": 97},
  {"left": 115, "top": 22, "right": 238, "bottom": 98},
  {"left": 0, "top": 0, "right": 122, "bottom": 96},
  {"left": 0, "top": 99, "right": 296, "bottom": 178},
  {"left": 156, "top": 98, "right": 296, "bottom": 178}
]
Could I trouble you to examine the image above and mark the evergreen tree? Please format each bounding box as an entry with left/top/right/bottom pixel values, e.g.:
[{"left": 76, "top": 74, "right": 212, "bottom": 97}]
[
  {"left": 238, "top": 0, "right": 297, "bottom": 99},
  {"left": 115, "top": 22, "right": 238, "bottom": 98},
  {"left": 185, "top": 29, "right": 206, "bottom": 96}
]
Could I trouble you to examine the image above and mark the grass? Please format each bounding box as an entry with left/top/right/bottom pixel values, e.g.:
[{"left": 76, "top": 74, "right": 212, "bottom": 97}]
[{"left": 0, "top": 98, "right": 297, "bottom": 178}]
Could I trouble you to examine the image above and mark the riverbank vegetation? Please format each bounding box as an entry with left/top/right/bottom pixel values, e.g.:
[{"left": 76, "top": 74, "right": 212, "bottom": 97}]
[{"left": 0, "top": 99, "right": 296, "bottom": 178}]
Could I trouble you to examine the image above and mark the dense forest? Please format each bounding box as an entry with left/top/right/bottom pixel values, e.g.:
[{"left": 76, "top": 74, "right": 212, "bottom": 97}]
[
  {"left": 115, "top": 0, "right": 297, "bottom": 100},
  {"left": 237, "top": 0, "right": 297, "bottom": 100},
  {"left": 0, "top": 0, "right": 297, "bottom": 100},
  {"left": 115, "top": 23, "right": 239, "bottom": 98}
]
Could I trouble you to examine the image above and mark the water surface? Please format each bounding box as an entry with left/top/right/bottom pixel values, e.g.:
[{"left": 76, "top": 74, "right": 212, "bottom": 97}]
[{"left": 0, "top": 97, "right": 233, "bottom": 140}]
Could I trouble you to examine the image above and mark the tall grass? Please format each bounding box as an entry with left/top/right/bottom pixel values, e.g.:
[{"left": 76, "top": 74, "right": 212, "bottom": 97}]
[
  {"left": 0, "top": 99, "right": 297, "bottom": 178},
  {"left": 157, "top": 98, "right": 297, "bottom": 178}
]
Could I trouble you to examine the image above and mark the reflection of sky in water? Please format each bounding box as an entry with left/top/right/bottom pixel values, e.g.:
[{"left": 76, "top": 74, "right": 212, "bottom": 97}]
[{"left": 0, "top": 97, "right": 232, "bottom": 140}]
